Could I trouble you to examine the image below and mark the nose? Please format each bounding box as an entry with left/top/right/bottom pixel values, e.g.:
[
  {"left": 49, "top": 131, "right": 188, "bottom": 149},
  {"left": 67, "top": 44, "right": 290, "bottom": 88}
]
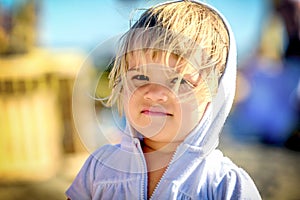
[{"left": 143, "top": 84, "right": 168, "bottom": 102}]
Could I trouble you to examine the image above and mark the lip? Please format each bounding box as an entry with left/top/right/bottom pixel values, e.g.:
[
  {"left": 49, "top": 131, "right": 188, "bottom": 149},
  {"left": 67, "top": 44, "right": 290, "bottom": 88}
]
[{"left": 141, "top": 109, "right": 173, "bottom": 116}]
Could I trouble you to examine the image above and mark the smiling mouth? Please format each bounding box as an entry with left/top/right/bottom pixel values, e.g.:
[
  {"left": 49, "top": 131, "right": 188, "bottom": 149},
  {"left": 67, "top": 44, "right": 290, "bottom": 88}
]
[{"left": 141, "top": 110, "right": 173, "bottom": 116}]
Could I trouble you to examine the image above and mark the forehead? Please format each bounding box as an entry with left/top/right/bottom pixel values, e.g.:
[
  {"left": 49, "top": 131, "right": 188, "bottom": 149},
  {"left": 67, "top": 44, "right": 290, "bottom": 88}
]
[
  {"left": 126, "top": 50, "right": 175, "bottom": 66},
  {"left": 125, "top": 50, "right": 202, "bottom": 84},
  {"left": 126, "top": 50, "right": 198, "bottom": 75}
]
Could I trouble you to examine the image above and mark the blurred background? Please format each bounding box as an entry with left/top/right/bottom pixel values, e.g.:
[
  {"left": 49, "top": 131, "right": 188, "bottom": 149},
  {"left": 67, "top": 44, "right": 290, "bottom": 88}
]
[{"left": 0, "top": 0, "right": 299, "bottom": 199}]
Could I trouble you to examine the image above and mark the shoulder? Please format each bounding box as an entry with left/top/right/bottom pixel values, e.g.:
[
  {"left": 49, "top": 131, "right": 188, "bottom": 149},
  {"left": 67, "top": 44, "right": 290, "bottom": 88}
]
[
  {"left": 65, "top": 144, "right": 122, "bottom": 199},
  {"left": 80, "top": 144, "right": 122, "bottom": 174},
  {"left": 203, "top": 149, "right": 253, "bottom": 183},
  {"left": 204, "top": 150, "right": 261, "bottom": 199},
  {"left": 91, "top": 144, "right": 121, "bottom": 162},
  {"left": 203, "top": 149, "right": 244, "bottom": 175}
]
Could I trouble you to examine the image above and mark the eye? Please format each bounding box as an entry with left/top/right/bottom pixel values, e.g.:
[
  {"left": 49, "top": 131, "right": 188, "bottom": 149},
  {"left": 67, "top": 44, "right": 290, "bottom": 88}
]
[
  {"left": 170, "top": 77, "right": 196, "bottom": 94},
  {"left": 170, "top": 77, "right": 188, "bottom": 85},
  {"left": 132, "top": 74, "right": 149, "bottom": 81}
]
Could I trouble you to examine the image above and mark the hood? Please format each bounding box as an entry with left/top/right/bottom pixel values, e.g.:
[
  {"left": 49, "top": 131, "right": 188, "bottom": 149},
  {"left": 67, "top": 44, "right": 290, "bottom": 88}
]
[{"left": 180, "top": 1, "right": 237, "bottom": 156}]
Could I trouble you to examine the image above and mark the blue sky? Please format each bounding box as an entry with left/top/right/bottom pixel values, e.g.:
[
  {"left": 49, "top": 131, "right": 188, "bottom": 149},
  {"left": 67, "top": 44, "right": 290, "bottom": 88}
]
[{"left": 1, "top": 0, "right": 271, "bottom": 62}]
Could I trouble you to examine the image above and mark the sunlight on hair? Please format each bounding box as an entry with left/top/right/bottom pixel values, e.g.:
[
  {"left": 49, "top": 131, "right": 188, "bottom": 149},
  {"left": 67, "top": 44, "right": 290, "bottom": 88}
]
[{"left": 101, "top": 1, "right": 229, "bottom": 115}]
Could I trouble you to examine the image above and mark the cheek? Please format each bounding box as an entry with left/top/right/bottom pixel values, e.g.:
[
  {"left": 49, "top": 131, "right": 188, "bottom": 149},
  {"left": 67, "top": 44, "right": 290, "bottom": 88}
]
[
  {"left": 178, "top": 90, "right": 210, "bottom": 131},
  {"left": 194, "top": 82, "right": 213, "bottom": 106},
  {"left": 123, "top": 89, "right": 137, "bottom": 114},
  {"left": 122, "top": 88, "right": 147, "bottom": 126},
  {"left": 181, "top": 101, "right": 201, "bottom": 121},
  {"left": 172, "top": 101, "right": 199, "bottom": 139},
  {"left": 122, "top": 89, "right": 134, "bottom": 119}
]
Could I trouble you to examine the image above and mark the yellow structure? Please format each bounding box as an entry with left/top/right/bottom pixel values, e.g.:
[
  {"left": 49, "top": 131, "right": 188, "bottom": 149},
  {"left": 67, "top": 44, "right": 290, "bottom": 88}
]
[{"left": 0, "top": 48, "right": 88, "bottom": 181}]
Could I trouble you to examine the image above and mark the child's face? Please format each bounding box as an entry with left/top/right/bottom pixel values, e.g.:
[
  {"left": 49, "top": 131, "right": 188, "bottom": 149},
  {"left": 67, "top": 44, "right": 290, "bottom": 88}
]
[{"left": 122, "top": 51, "right": 212, "bottom": 144}]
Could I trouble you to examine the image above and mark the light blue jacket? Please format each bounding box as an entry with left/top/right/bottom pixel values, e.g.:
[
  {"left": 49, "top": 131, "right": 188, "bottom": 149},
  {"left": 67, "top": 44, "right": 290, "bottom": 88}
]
[
  {"left": 66, "top": 1, "right": 261, "bottom": 199},
  {"left": 66, "top": 136, "right": 261, "bottom": 199}
]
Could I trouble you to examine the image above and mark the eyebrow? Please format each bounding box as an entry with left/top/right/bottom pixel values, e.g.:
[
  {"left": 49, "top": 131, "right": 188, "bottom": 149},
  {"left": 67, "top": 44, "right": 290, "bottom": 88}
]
[{"left": 127, "top": 68, "right": 140, "bottom": 72}]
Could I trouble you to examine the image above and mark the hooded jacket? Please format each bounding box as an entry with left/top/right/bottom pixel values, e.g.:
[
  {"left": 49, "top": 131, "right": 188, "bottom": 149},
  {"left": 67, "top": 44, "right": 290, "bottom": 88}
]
[{"left": 66, "top": 1, "right": 261, "bottom": 199}]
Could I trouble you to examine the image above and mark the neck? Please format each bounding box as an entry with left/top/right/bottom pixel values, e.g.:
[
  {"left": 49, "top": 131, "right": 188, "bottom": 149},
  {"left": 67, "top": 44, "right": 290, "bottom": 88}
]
[
  {"left": 142, "top": 138, "right": 181, "bottom": 153},
  {"left": 142, "top": 138, "right": 177, "bottom": 173}
]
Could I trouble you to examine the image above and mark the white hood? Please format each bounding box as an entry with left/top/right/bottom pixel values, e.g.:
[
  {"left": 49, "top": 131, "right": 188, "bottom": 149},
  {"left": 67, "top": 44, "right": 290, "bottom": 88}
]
[{"left": 180, "top": 0, "right": 237, "bottom": 156}]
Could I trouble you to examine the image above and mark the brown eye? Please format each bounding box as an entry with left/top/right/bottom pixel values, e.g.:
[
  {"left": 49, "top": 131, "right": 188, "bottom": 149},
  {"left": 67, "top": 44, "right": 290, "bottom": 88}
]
[
  {"left": 132, "top": 75, "right": 149, "bottom": 81},
  {"left": 170, "top": 77, "right": 188, "bottom": 85},
  {"left": 171, "top": 77, "right": 196, "bottom": 88}
]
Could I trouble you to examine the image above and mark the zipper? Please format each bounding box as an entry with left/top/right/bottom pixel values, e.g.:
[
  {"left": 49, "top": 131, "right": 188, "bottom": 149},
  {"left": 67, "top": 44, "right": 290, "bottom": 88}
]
[
  {"left": 134, "top": 138, "right": 148, "bottom": 200},
  {"left": 149, "top": 146, "right": 180, "bottom": 200}
]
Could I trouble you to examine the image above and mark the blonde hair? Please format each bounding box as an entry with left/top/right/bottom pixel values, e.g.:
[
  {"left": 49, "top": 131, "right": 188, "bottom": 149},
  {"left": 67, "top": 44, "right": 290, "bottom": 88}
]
[{"left": 104, "top": 0, "right": 229, "bottom": 113}]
